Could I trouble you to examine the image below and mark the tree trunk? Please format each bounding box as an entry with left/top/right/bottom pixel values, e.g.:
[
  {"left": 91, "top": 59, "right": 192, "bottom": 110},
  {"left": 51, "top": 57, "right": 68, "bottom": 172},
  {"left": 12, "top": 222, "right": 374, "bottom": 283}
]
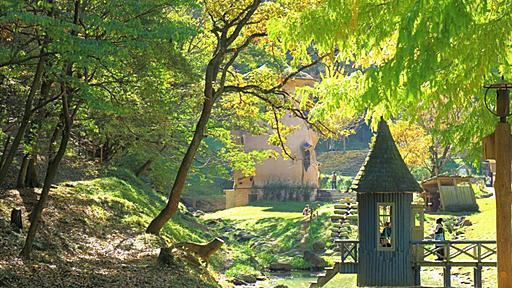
[
  {"left": 20, "top": 98, "right": 75, "bottom": 259},
  {"left": 16, "top": 154, "right": 30, "bottom": 188},
  {"left": 20, "top": 0, "right": 77, "bottom": 258},
  {"left": 26, "top": 156, "right": 40, "bottom": 188},
  {"left": 146, "top": 97, "right": 214, "bottom": 234},
  {"left": 10, "top": 208, "right": 23, "bottom": 232},
  {"left": 0, "top": 135, "right": 11, "bottom": 168},
  {"left": 0, "top": 51, "right": 46, "bottom": 185},
  {"left": 145, "top": 0, "right": 261, "bottom": 234}
]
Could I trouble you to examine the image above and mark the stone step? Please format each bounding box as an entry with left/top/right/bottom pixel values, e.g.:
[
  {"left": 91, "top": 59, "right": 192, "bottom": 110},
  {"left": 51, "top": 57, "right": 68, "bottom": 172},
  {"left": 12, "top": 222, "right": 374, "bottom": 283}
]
[
  {"left": 331, "top": 232, "right": 348, "bottom": 238},
  {"left": 332, "top": 222, "right": 352, "bottom": 228},
  {"left": 330, "top": 214, "right": 346, "bottom": 220},
  {"left": 333, "top": 209, "right": 355, "bottom": 215}
]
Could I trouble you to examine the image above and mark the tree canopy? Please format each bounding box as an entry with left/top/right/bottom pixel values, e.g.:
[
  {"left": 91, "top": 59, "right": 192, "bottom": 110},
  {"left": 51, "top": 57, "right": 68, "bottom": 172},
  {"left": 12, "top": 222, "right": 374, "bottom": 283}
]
[{"left": 271, "top": 0, "right": 512, "bottom": 162}]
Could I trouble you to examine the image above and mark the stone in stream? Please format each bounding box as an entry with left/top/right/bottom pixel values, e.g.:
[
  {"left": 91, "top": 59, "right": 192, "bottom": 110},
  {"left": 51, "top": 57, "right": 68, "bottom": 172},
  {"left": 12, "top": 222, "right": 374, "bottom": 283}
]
[
  {"left": 303, "top": 250, "right": 326, "bottom": 270},
  {"left": 231, "top": 278, "right": 247, "bottom": 285},
  {"left": 237, "top": 274, "right": 257, "bottom": 283},
  {"left": 269, "top": 261, "right": 292, "bottom": 271}
]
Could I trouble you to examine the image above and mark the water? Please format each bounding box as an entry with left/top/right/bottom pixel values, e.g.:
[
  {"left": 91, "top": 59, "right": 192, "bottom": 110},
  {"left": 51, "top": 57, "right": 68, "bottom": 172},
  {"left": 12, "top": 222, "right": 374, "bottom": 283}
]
[
  {"left": 265, "top": 271, "right": 357, "bottom": 288},
  {"left": 236, "top": 269, "right": 496, "bottom": 288}
]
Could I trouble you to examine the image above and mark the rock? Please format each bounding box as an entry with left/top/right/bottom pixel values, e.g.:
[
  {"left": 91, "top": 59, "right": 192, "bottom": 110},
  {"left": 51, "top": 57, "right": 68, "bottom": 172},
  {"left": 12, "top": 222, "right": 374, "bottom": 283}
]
[
  {"left": 223, "top": 227, "right": 235, "bottom": 233},
  {"left": 303, "top": 250, "right": 326, "bottom": 270},
  {"left": 205, "top": 219, "right": 220, "bottom": 226},
  {"left": 256, "top": 275, "right": 267, "bottom": 281},
  {"left": 231, "top": 278, "right": 246, "bottom": 285},
  {"left": 180, "top": 198, "right": 195, "bottom": 211},
  {"left": 238, "top": 274, "right": 257, "bottom": 283},
  {"left": 312, "top": 241, "right": 326, "bottom": 252},
  {"left": 269, "top": 261, "right": 292, "bottom": 271},
  {"left": 196, "top": 200, "right": 215, "bottom": 211},
  {"left": 278, "top": 248, "right": 299, "bottom": 256},
  {"left": 192, "top": 210, "right": 205, "bottom": 217},
  {"left": 324, "top": 249, "right": 335, "bottom": 256},
  {"left": 236, "top": 231, "right": 255, "bottom": 241},
  {"left": 462, "top": 219, "right": 473, "bottom": 227}
]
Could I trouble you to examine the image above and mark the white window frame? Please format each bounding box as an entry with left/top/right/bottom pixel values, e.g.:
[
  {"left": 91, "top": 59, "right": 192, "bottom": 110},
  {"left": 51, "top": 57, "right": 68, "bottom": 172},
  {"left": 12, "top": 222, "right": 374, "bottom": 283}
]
[{"left": 377, "top": 202, "right": 395, "bottom": 251}]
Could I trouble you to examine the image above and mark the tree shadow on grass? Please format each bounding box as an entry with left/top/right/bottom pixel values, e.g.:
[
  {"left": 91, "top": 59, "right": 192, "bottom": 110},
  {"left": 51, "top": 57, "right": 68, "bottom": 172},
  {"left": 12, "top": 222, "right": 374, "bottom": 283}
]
[
  {"left": 0, "top": 251, "right": 219, "bottom": 288},
  {"left": 249, "top": 200, "right": 325, "bottom": 213}
]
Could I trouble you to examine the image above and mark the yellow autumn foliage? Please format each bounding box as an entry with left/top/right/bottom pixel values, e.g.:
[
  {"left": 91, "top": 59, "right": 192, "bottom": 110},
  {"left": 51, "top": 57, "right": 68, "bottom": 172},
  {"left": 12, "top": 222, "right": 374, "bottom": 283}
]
[{"left": 389, "top": 120, "right": 432, "bottom": 169}]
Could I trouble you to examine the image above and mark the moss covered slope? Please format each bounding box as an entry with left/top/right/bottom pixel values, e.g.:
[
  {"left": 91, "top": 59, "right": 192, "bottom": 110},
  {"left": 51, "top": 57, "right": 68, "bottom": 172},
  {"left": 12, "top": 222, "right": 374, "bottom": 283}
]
[{"left": 0, "top": 169, "right": 221, "bottom": 288}]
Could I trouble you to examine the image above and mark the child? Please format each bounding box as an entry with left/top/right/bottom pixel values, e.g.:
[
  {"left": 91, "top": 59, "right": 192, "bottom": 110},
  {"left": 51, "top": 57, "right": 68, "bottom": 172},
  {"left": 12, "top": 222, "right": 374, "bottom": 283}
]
[{"left": 302, "top": 204, "right": 311, "bottom": 216}]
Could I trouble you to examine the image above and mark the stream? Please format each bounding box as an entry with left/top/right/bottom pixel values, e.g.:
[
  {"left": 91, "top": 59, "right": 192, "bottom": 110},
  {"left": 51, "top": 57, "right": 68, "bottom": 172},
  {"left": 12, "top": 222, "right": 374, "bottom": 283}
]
[
  {"left": 234, "top": 271, "right": 358, "bottom": 288},
  {"left": 234, "top": 269, "right": 485, "bottom": 287}
]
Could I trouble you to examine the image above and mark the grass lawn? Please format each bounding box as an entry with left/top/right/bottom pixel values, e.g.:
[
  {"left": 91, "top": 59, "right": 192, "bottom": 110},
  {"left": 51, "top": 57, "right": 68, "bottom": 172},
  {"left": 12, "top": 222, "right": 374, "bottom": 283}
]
[
  {"left": 204, "top": 200, "right": 335, "bottom": 220},
  {"left": 464, "top": 198, "right": 496, "bottom": 240},
  {"left": 423, "top": 198, "right": 496, "bottom": 240},
  {"left": 204, "top": 200, "right": 308, "bottom": 220}
]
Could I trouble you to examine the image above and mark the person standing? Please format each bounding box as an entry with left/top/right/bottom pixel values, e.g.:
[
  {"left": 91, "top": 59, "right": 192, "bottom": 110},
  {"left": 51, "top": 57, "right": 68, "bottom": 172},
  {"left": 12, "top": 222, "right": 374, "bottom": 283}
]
[
  {"left": 380, "top": 222, "right": 392, "bottom": 247},
  {"left": 331, "top": 171, "right": 337, "bottom": 190},
  {"left": 434, "top": 218, "right": 446, "bottom": 260}
]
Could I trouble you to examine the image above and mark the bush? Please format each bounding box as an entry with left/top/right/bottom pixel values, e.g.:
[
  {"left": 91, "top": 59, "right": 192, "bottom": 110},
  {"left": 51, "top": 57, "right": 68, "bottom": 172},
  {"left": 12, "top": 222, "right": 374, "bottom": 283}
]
[
  {"left": 225, "top": 262, "right": 260, "bottom": 278},
  {"left": 257, "top": 182, "right": 315, "bottom": 201},
  {"left": 290, "top": 256, "right": 310, "bottom": 270}
]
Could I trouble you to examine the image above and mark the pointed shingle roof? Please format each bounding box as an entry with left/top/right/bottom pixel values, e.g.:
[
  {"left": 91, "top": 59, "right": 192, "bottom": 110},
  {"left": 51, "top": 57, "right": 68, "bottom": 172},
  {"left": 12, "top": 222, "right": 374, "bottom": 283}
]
[{"left": 350, "top": 118, "right": 422, "bottom": 193}]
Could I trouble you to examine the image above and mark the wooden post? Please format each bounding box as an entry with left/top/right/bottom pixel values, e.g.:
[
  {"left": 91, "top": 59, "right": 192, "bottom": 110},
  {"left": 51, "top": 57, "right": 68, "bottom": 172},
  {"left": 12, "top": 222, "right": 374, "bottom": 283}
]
[
  {"left": 340, "top": 241, "right": 345, "bottom": 263},
  {"left": 444, "top": 265, "right": 452, "bottom": 288},
  {"left": 414, "top": 265, "right": 421, "bottom": 286},
  {"left": 474, "top": 265, "right": 482, "bottom": 288},
  {"left": 494, "top": 88, "right": 512, "bottom": 288}
]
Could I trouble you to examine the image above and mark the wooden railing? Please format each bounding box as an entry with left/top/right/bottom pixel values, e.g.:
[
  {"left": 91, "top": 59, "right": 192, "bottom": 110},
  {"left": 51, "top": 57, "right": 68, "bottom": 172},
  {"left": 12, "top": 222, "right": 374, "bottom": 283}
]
[
  {"left": 411, "top": 240, "right": 497, "bottom": 266},
  {"left": 335, "top": 239, "right": 359, "bottom": 263}
]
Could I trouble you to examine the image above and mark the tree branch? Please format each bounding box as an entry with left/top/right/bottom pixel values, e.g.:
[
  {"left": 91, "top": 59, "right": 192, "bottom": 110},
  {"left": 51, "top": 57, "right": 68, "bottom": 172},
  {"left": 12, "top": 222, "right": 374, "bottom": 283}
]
[{"left": 272, "top": 108, "right": 294, "bottom": 160}]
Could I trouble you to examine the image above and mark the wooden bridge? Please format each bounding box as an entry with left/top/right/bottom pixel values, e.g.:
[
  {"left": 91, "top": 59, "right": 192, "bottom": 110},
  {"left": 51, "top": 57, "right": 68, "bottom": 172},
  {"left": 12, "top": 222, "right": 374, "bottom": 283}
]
[{"left": 310, "top": 239, "right": 497, "bottom": 288}]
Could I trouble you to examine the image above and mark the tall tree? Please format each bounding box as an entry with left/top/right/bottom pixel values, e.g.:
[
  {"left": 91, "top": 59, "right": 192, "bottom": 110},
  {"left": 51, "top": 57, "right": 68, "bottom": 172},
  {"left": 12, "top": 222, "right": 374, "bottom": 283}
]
[{"left": 146, "top": 0, "right": 340, "bottom": 234}]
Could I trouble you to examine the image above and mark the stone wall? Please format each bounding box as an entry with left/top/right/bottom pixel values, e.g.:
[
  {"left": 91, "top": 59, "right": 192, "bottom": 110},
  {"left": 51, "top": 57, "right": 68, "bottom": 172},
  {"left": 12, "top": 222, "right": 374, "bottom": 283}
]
[{"left": 225, "top": 188, "right": 249, "bottom": 209}]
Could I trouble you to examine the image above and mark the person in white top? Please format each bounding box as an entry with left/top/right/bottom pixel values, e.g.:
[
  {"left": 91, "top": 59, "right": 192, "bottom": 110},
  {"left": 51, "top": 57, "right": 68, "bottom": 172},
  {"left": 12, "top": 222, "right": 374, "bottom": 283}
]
[{"left": 434, "top": 218, "right": 445, "bottom": 260}]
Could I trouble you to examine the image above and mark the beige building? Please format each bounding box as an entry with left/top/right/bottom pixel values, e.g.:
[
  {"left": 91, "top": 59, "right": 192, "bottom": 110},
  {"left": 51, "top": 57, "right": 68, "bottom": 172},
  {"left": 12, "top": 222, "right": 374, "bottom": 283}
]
[{"left": 227, "top": 74, "right": 320, "bottom": 207}]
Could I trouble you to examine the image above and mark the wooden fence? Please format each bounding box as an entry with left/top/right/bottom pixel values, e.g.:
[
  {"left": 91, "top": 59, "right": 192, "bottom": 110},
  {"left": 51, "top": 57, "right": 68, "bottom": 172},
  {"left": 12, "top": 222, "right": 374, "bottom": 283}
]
[{"left": 411, "top": 240, "right": 496, "bottom": 288}]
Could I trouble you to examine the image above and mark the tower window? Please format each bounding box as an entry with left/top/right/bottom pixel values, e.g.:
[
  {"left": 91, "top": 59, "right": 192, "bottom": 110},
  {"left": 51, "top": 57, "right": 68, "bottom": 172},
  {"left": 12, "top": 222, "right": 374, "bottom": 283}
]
[{"left": 377, "top": 203, "right": 394, "bottom": 251}]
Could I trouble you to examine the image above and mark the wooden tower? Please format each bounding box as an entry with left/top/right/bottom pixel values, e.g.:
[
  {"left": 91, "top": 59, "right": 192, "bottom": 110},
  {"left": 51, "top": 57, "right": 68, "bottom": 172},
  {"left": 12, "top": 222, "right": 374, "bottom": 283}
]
[{"left": 350, "top": 118, "right": 422, "bottom": 287}]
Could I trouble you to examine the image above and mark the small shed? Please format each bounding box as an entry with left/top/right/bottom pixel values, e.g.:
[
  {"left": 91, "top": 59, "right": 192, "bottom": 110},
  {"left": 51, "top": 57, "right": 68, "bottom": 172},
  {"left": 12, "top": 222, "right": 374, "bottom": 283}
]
[
  {"left": 350, "top": 119, "right": 423, "bottom": 287},
  {"left": 420, "top": 175, "right": 478, "bottom": 212}
]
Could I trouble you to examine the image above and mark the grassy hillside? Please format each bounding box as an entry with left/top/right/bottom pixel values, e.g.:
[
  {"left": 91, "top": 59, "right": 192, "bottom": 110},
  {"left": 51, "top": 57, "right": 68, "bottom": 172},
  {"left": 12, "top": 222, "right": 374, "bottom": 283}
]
[
  {"left": 317, "top": 150, "right": 368, "bottom": 177},
  {"left": 0, "top": 169, "right": 222, "bottom": 288},
  {"left": 203, "top": 201, "right": 342, "bottom": 278}
]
